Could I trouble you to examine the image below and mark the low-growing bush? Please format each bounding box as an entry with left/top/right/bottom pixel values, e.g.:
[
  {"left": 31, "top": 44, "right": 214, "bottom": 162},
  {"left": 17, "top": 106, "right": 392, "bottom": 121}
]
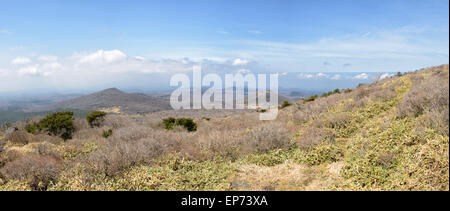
[
  {"left": 297, "top": 127, "right": 335, "bottom": 149},
  {"left": 86, "top": 111, "right": 107, "bottom": 128},
  {"left": 162, "top": 117, "right": 197, "bottom": 132},
  {"left": 302, "top": 95, "right": 318, "bottom": 103},
  {"left": 0, "top": 154, "right": 63, "bottom": 190},
  {"left": 102, "top": 129, "right": 113, "bottom": 138},
  {"left": 298, "top": 142, "right": 343, "bottom": 165},
  {"left": 25, "top": 111, "right": 74, "bottom": 140},
  {"left": 4, "top": 130, "right": 30, "bottom": 145},
  {"left": 321, "top": 89, "right": 341, "bottom": 97},
  {"left": 84, "top": 138, "right": 165, "bottom": 176},
  {"left": 246, "top": 122, "right": 292, "bottom": 153},
  {"left": 279, "top": 100, "right": 292, "bottom": 109}
]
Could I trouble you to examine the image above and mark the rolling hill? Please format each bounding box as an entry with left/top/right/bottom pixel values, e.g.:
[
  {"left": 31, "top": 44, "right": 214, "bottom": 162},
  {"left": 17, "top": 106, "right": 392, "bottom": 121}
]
[{"left": 26, "top": 88, "right": 171, "bottom": 114}]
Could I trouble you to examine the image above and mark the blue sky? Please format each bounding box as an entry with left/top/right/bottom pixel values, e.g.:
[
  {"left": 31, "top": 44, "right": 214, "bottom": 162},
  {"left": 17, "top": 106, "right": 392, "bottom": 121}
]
[{"left": 0, "top": 0, "right": 449, "bottom": 93}]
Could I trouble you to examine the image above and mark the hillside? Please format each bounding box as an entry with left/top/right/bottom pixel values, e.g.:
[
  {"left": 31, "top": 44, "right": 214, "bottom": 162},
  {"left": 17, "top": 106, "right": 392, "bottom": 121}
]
[
  {"left": 0, "top": 64, "right": 448, "bottom": 191},
  {"left": 27, "top": 88, "right": 171, "bottom": 114}
]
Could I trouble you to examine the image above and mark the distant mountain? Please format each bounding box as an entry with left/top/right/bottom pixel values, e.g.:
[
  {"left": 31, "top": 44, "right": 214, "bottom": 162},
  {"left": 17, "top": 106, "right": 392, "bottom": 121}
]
[{"left": 26, "top": 88, "right": 171, "bottom": 114}]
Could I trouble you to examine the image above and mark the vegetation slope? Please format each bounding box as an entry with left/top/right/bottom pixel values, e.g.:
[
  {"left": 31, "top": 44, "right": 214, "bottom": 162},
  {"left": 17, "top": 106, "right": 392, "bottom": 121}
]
[{"left": 0, "top": 64, "right": 448, "bottom": 191}]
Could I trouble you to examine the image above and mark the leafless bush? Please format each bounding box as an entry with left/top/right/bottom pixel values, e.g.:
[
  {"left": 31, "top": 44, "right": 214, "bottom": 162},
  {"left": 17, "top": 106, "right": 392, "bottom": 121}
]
[
  {"left": 354, "top": 87, "right": 371, "bottom": 101},
  {"left": 293, "top": 110, "right": 309, "bottom": 124},
  {"left": 112, "top": 125, "right": 153, "bottom": 142},
  {"left": 84, "top": 138, "right": 164, "bottom": 176},
  {"left": 397, "top": 75, "right": 449, "bottom": 119},
  {"left": 33, "top": 142, "right": 62, "bottom": 159},
  {"left": 0, "top": 154, "right": 63, "bottom": 190},
  {"left": 103, "top": 114, "right": 136, "bottom": 129},
  {"left": 246, "top": 122, "right": 292, "bottom": 153},
  {"left": 73, "top": 118, "right": 90, "bottom": 131},
  {"left": 4, "top": 130, "right": 30, "bottom": 145},
  {"left": 418, "top": 109, "right": 449, "bottom": 136},
  {"left": 29, "top": 134, "right": 62, "bottom": 144},
  {"left": 196, "top": 130, "right": 245, "bottom": 160},
  {"left": 297, "top": 127, "right": 335, "bottom": 149}
]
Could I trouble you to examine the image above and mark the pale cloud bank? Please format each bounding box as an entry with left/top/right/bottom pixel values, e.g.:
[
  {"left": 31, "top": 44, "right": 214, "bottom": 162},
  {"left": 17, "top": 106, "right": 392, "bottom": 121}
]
[
  {"left": 11, "top": 57, "right": 31, "bottom": 65},
  {"left": 353, "top": 73, "right": 369, "bottom": 80},
  {"left": 232, "top": 58, "right": 249, "bottom": 66}
]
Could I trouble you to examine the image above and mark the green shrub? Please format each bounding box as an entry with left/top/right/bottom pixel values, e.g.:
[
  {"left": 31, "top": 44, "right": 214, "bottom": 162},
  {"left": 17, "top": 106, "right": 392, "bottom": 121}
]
[
  {"left": 279, "top": 100, "right": 292, "bottom": 109},
  {"left": 175, "top": 118, "right": 197, "bottom": 132},
  {"left": 302, "top": 95, "right": 318, "bottom": 103},
  {"left": 162, "top": 117, "right": 176, "bottom": 130},
  {"left": 86, "top": 111, "right": 107, "bottom": 128},
  {"left": 102, "top": 129, "right": 113, "bottom": 138},
  {"left": 321, "top": 89, "right": 341, "bottom": 97},
  {"left": 162, "top": 117, "right": 197, "bottom": 132},
  {"left": 24, "top": 111, "right": 74, "bottom": 140}
]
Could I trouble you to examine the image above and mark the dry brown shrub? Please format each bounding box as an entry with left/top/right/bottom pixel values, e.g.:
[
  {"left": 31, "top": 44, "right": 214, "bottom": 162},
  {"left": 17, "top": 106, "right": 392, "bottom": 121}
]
[
  {"left": 84, "top": 138, "right": 164, "bottom": 176},
  {"left": 103, "top": 114, "right": 136, "bottom": 129},
  {"left": 196, "top": 130, "right": 245, "bottom": 160},
  {"left": 4, "top": 130, "right": 30, "bottom": 145},
  {"left": 29, "top": 134, "right": 62, "bottom": 144},
  {"left": 418, "top": 109, "right": 449, "bottom": 136},
  {"left": 112, "top": 125, "right": 153, "bottom": 142},
  {"left": 245, "top": 122, "right": 292, "bottom": 153},
  {"left": 397, "top": 74, "right": 449, "bottom": 126},
  {"left": 73, "top": 118, "right": 90, "bottom": 131},
  {"left": 297, "top": 127, "right": 335, "bottom": 149},
  {"left": 0, "top": 154, "right": 63, "bottom": 190}
]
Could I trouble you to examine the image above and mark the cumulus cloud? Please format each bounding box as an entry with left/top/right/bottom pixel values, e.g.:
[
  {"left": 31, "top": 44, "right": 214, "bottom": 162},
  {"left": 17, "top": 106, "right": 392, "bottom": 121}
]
[
  {"left": 232, "top": 58, "right": 249, "bottom": 66},
  {"left": 18, "top": 65, "right": 50, "bottom": 77},
  {"left": 330, "top": 74, "right": 341, "bottom": 80},
  {"left": 297, "top": 73, "right": 314, "bottom": 79},
  {"left": 75, "top": 49, "right": 127, "bottom": 64},
  {"left": 316, "top": 73, "right": 328, "bottom": 78},
  {"left": 379, "top": 73, "right": 393, "bottom": 80},
  {"left": 11, "top": 57, "right": 31, "bottom": 65},
  {"left": 353, "top": 73, "right": 369, "bottom": 80}
]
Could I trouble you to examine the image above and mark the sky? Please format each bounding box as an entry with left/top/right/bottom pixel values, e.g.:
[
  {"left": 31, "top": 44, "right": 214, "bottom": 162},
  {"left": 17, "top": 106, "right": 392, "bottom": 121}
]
[{"left": 0, "top": 0, "right": 449, "bottom": 94}]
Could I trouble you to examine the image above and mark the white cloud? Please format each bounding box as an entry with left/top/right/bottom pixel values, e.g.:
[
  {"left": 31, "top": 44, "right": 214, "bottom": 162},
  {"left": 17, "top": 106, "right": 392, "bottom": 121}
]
[
  {"left": 281, "top": 72, "right": 288, "bottom": 75},
  {"left": 76, "top": 49, "right": 127, "bottom": 64},
  {"left": 353, "top": 73, "right": 369, "bottom": 80},
  {"left": 316, "top": 73, "right": 328, "bottom": 78},
  {"left": 379, "top": 73, "right": 393, "bottom": 80},
  {"left": 232, "top": 58, "right": 249, "bottom": 66},
  {"left": 42, "top": 62, "right": 63, "bottom": 70},
  {"left": 330, "top": 74, "right": 341, "bottom": 80},
  {"left": 0, "top": 29, "right": 9, "bottom": 34},
  {"left": 298, "top": 73, "right": 314, "bottom": 79},
  {"left": 18, "top": 65, "right": 50, "bottom": 77},
  {"left": 134, "top": 56, "right": 146, "bottom": 61},
  {"left": 11, "top": 57, "right": 31, "bottom": 65}
]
